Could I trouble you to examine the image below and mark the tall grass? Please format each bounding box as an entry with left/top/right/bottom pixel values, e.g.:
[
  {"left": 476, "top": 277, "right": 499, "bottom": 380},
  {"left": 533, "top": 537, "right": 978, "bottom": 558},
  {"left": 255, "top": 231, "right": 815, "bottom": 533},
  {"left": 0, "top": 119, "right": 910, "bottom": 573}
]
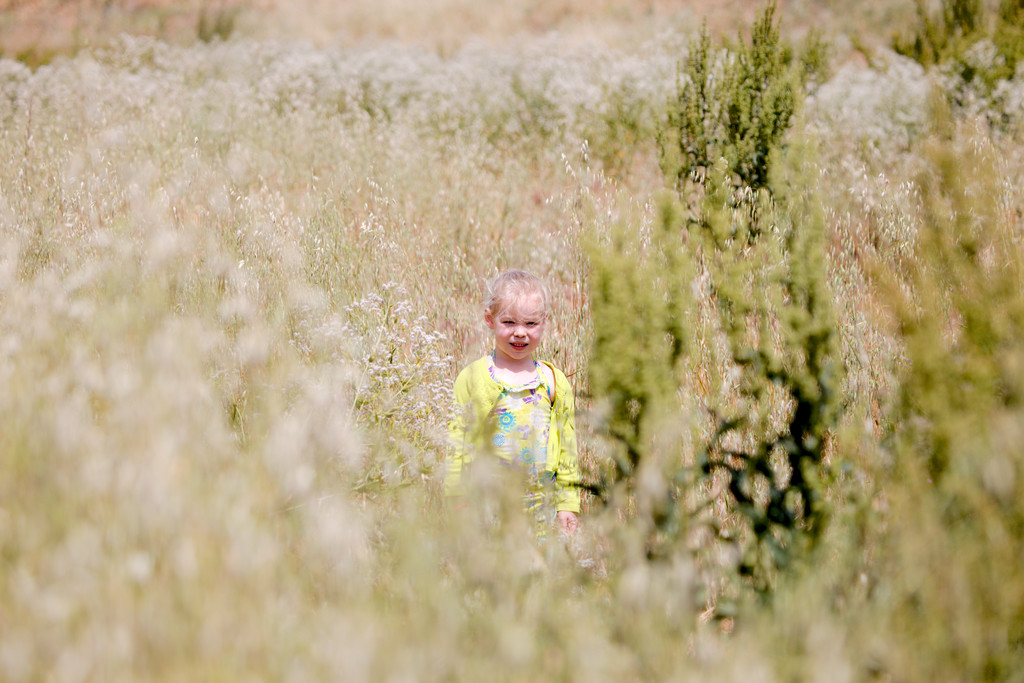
[{"left": 2, "top": 6, "right": 1024, "bottom": 681}]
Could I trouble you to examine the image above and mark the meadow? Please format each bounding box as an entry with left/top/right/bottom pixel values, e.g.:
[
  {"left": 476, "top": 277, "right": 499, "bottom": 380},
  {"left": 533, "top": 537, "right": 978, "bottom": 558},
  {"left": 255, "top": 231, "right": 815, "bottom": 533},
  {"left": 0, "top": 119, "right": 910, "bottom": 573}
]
[{"left": 2, "top": 0, "right": 1024, "bottom": 680}]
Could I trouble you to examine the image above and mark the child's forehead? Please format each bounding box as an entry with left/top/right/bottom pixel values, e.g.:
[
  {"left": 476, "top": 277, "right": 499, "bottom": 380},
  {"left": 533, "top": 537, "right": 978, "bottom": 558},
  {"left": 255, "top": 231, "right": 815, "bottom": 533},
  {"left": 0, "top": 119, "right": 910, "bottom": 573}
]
[{"left": 494, "top": 293, "right": 546, "bottom": 318}]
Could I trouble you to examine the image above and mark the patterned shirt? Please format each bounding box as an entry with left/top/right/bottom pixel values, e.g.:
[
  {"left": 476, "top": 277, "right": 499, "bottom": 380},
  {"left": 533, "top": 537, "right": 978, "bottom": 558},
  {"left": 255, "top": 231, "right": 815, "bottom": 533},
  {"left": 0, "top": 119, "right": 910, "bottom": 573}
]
[{"left": 487, "top": 355, "right": 555, "bottom": 532}]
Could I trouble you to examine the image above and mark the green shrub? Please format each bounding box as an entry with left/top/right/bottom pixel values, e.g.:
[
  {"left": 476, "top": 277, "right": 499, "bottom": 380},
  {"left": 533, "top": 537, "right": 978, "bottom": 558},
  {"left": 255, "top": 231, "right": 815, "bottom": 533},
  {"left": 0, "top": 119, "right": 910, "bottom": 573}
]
[
  {"left": 588, "top": 133, "right": 843, "bottom": 599},
  {"left": 863, "top": 104, "right": 1024, "bottom": 681},
  {"left": 995, "top": 0, "right": 1024, "bottom": 74},
  {"left": 197, "top": 4, "right": 241, "bottom": 43},
  {"left": 584, "top": 191, "right": 691, "bottom": 531},
  {"left": 690, "top": 142, "right": 842, "bottom": 595},
  {"left": 894, "top": 0, "right": 1024, "bottom": 88},
  {"left": 659, "top": 2, "right": 826, "bottom": 193},
  {"left": 894, "top": 0, "right": 983, "bottom": 67}
]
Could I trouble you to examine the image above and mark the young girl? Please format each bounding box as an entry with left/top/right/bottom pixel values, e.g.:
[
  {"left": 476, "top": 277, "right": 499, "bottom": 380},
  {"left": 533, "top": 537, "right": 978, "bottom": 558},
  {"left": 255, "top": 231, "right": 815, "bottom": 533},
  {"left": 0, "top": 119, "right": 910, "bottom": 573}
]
[{"left": 445, "top": 270, "right": 580, "bottom": 535}]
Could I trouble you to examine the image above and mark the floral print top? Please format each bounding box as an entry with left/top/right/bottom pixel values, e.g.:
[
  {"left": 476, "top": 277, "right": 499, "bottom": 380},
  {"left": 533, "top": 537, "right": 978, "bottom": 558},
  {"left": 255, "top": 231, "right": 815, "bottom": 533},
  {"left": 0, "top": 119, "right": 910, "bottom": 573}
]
[
  {"left": 486, "top": 355, "right": 555, "bottom": 527},
  {"left": 487, "top": 355, "right": 552, "bottom": 472}
]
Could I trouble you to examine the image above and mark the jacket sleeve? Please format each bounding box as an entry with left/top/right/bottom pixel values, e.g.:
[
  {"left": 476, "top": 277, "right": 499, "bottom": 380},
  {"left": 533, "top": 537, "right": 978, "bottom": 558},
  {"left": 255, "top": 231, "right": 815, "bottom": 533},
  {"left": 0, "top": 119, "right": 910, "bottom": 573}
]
[
  {"left": 554, "top": 374, "right": 581, "bottom": 513},
  {"left": 444, "top": 370, "right": 472, "bottom": 498}
]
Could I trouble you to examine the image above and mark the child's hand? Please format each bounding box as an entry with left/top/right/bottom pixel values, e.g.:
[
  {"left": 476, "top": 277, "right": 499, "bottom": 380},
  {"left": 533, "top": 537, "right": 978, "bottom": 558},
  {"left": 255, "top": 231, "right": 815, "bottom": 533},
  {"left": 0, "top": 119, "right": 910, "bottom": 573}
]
[{"left": 556, "top": 510, "right": 578, "bottom": 535}]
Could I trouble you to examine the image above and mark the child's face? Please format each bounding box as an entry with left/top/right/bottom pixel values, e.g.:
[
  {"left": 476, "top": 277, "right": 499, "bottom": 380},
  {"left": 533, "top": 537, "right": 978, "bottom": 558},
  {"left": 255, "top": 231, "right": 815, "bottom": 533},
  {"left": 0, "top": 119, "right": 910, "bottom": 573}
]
[{"left": 485, "top": 293, "right": 546, "bottom": 364}]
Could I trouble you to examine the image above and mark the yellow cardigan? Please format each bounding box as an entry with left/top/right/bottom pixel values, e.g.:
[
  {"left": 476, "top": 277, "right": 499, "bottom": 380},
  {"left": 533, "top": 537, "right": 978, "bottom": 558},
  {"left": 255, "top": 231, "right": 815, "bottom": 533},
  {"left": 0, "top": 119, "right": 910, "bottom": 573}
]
[{"left": 445, "top": 355, "right": 581, "bottom": 513}]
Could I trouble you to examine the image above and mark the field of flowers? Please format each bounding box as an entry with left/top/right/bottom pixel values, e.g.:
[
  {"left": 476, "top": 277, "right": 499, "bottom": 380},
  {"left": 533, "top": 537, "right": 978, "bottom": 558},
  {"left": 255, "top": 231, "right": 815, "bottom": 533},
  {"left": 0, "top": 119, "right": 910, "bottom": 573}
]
[{"left": 2, "top": 1, "right": 1024, "bottom": 680}]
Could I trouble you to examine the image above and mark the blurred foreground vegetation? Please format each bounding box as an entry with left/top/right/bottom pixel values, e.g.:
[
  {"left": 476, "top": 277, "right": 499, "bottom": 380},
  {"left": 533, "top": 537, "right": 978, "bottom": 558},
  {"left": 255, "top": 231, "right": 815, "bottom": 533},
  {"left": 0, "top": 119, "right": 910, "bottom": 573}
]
[{"left": 2, "top": 1, "right": 1024, "bottom": 681}]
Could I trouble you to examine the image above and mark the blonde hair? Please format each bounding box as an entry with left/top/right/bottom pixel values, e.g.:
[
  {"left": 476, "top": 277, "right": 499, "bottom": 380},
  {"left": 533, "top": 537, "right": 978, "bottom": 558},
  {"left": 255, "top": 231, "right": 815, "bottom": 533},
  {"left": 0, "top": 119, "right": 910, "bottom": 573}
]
[{"left": 484, "top": 269, "right": 548, "bottom": 317}]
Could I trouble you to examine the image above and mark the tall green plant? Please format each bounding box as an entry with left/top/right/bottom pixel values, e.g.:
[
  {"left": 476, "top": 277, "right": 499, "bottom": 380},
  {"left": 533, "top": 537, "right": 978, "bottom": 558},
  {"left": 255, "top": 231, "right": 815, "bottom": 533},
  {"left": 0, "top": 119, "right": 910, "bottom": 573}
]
[
  {"left": 866, "top": 107, "right": 1024, "bottom": 681},
  {"left": 894, "top": 0, "right": 1024, "bottom": 87},
  {"left": 586, "top": 194, "right": 692, "bottom": 539},
  {"left": 894, "top": 0, "right": 984, "bottom": 67},
  {"left": 659, "top": 2, "right": 823, "bottom": 193},
  {"left": 688, "top": 143, "right": 842, "bottom": 593},
  {"left": 994, "top": 0, "right": 1024, "bottom": 75},
  {"left": 588, "top": 134, "right": 842, "bottom": 595}
]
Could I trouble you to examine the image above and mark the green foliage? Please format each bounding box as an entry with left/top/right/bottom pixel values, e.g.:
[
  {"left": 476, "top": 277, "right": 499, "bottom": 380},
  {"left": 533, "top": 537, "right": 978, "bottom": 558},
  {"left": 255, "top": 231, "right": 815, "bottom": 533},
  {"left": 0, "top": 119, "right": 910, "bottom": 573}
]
[
  {"left": 584, "top": 80, "right": 664, "bottom": 177},
  {"left": 894, "top": 0, "right": 984, "bottom": 67},
  {"left": 197, "top": 4, "right": 241, "bottom": 43},
  {"left": 865, "top": 108, "right": 1024, "bottom": 680},
  {"left": 588, "top": 134, "right": 843, "bottom": 595},
  {"left": 689, "top": 144, "right": 842, "bottom": 593},
  {"left": 894, "top": 0, "right": 1024, "bottom": 86},
  {"left": 995, "top": 0, "right": 1024, "bottom": 74},
  {"left": 795, "top": 29, "right": 831, "bottom": 89},
  {"left": 586, "top": 193, "right": 691, "bottom": 513},
  {"left": 659, "top": 2, "right": 824, "bottom": 193}
]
